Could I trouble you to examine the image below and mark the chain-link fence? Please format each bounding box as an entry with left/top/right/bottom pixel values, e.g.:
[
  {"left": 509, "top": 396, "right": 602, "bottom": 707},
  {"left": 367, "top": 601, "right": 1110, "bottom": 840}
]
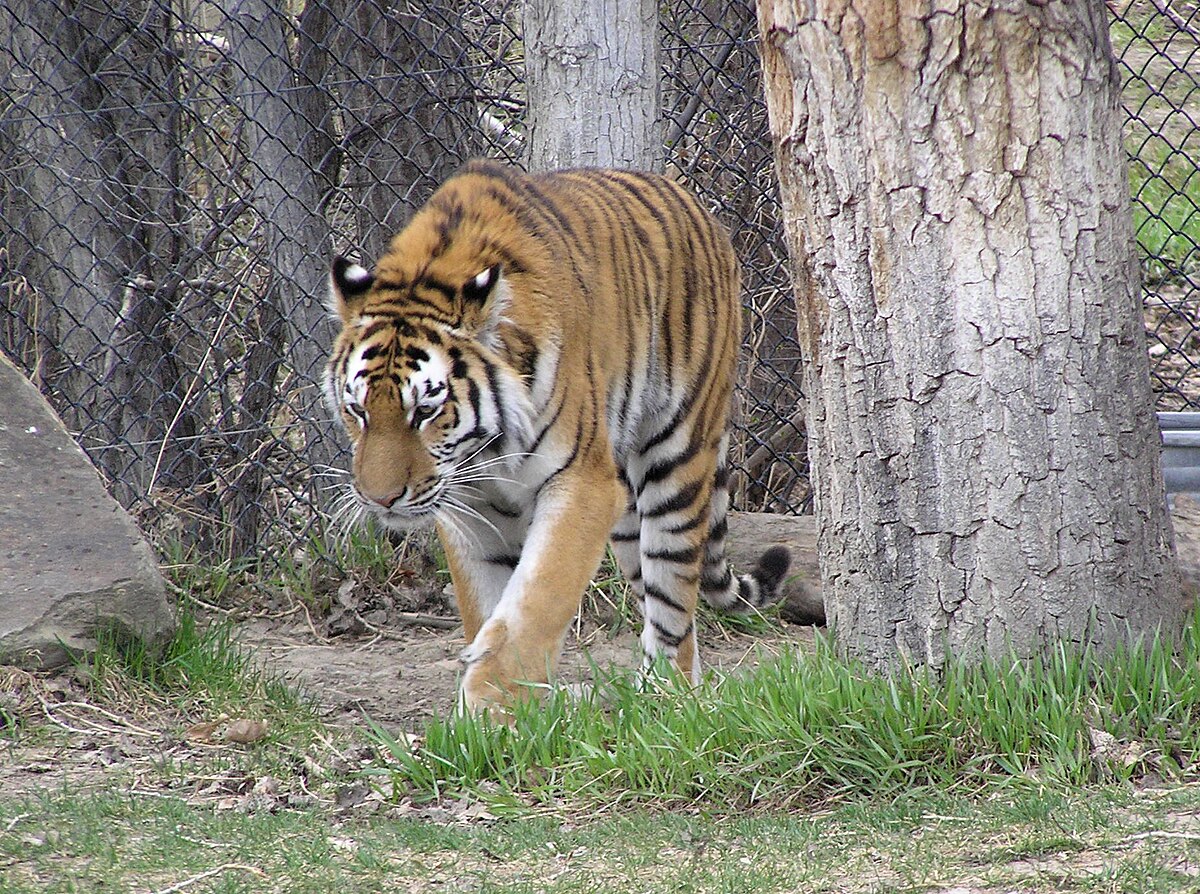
[
  {"left": 1117, "top": 1, "right": 1200, "bottom": 408},
  {"left": 0, "top": 0, "right": 803, "bottom": 566},
  {"left": 0, "top": 1, "right": 1195, "bottom": 568}
]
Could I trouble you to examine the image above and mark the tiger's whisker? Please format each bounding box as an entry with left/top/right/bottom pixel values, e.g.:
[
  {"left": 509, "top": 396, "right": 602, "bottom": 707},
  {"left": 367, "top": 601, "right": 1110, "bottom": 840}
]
[
  {"left": 441, "top": 493, "right": 503, "bottom": 540},
  {"left": 435, "top": 507, "right": 483, "bottom": 549}
]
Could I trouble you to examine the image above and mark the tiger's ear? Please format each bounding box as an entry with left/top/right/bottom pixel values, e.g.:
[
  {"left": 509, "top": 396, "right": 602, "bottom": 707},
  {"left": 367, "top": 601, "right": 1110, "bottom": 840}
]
[
  {"left": 458, "top": 263, "right": 507, "bottom": 335},
  {"left": 329, "top": 256, "right": 374, "bottom": 324}
]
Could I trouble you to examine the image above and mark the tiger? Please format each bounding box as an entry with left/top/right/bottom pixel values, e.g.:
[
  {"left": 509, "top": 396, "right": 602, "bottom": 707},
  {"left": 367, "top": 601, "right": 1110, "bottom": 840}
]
[{"left": 324, "top": 160, "right": 790, "bottom": 713}]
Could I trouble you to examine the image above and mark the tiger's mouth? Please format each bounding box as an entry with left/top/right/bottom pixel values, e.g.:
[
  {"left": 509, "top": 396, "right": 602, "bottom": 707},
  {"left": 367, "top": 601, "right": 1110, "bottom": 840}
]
[
  {"left": 364, "top": 501, "right": 438, "bottom": 531},
  {"left": 355, "top": 478, "right": 454, "bottom": 532}
]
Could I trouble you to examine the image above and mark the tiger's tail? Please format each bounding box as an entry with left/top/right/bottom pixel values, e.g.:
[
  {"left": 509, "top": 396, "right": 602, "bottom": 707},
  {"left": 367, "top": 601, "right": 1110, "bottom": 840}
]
[{"left": 699, "top": 434, "right": 791, "bottom": 612}]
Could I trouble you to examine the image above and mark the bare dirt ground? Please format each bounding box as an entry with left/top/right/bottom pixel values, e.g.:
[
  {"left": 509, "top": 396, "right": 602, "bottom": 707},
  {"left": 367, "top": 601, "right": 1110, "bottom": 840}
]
[
  {"left": 0, "top": 599, "right": 816, "bottom": 808},
  {"left": 247, "top": 610, "right": 818, "bottom": 731}
]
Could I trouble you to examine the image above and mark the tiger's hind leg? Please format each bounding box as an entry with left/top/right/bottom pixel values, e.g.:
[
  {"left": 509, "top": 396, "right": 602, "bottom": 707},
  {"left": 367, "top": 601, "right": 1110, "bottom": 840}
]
[
  {"left": 627, "top": 446, "right": 718, "bottom": 684},
  {"left": 608, "top": 481, "right": 645, "bottom": 608},
  {"left": 609, "top": 484, "right": 702, "bottom": 680},
  {"left": 621, "top": 435, "right": 792, "bottom": 684}
]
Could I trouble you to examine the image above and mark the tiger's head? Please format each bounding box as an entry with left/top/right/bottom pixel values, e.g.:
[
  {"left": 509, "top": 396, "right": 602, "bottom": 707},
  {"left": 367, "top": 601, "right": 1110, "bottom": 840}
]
[{"left": 323, "top": 224, "right": 536, "bottom": 531}]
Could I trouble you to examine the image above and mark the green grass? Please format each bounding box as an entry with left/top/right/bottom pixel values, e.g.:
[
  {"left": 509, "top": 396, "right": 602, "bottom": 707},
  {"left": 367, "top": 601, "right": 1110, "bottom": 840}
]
[
  {"left": 84, "top": 604, "right": 311, "bottom": 724},
  {"left": 377, "top": 609, "right": 1200, "bottom": 810},
  {"left": 5, "top": 560, "right": 1200, "bottom": 892},
  {"left": 0, "top": 594, "right": 318, "bottom": 756},
  {"left": 3, "top": 779, "right": 1199, "bottom": 893}
]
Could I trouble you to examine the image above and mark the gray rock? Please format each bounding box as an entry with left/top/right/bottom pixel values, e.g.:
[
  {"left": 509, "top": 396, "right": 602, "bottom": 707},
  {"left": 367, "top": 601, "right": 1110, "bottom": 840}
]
[{"left": 0, "top": 355, "right": 176, "bottom": 668}]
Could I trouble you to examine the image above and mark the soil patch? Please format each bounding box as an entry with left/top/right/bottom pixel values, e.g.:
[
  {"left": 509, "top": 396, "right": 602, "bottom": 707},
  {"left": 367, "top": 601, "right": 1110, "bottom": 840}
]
[
  {"left": 246, "top": 611, "right": 818, "bottom": 730},
  {"left": 0, "top": 608, "right": 816, "bottom": 807}
]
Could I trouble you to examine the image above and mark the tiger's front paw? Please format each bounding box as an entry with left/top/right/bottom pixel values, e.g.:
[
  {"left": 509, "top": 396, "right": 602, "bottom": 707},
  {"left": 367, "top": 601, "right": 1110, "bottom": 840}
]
[{"left": 458, "top": 618, "right": 554, "bottom": 717}]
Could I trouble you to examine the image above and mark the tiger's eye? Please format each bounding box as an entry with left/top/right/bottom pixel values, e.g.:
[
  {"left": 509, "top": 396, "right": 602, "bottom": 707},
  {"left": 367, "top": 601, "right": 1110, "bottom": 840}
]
[{"left": 412, "top": 404, "right": 437, "bottom": 427}]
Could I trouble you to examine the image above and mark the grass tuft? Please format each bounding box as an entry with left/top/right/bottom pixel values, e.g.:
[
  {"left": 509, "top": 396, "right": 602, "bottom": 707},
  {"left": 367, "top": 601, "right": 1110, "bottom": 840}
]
[
  {"left": 67, "top": 600, "right": 315, "bottom": 743},
  {"left": 377, "top": 608, "right": 1200, "bottom": 810}
]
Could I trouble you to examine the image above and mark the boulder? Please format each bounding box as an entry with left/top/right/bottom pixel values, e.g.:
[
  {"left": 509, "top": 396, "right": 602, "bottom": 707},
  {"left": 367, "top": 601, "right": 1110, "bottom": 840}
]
[{"left": 0, "top": 355, "right": 176, "bottom": 668}]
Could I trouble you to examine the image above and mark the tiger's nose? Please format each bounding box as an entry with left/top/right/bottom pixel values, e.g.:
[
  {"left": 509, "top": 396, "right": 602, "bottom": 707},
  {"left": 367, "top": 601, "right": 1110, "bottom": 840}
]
[{"left": 366, "top": 486, "right": 406, "bottom": 508}]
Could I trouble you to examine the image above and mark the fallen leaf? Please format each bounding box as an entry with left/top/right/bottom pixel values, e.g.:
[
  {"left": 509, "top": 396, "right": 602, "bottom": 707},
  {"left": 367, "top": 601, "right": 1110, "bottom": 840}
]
[
  {"left": 252, "top": 776, "right": 280, "bottom": 796},
  {"left": 223, "top": 719, "right": 269, "bottom": 744},
  {"left": 335, "top": 783, "right": 370, "bottom": 809},
  {"left": 337, "top": 578, "right": 358, "bottom": 609},
  {"left": 1089, "top": 727, "right": 1117, "bottom": 758},
  {"left": 456, "top": 800, "right": 497, "bottom": 823},
  {"left": 1119, "top": 738, "right": 1148, "bottom": 768}
]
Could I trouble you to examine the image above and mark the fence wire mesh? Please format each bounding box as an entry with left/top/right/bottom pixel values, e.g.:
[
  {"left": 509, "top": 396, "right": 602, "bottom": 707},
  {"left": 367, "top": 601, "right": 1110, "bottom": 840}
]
[
  {"left": 1117, "top": 1, "right": 1200, "bottom": 408},
  {"left": 0, "top": 1, "right": 1195, "bottom": 568}
]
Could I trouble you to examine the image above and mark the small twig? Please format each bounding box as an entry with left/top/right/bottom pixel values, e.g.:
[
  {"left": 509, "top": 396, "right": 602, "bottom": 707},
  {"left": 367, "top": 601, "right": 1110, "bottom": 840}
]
[
  {"left": 257, "top": 602, "right": 304, "bottom": 622},
  {"left": 4, "top": 813, "right": 30, "bottom": 833},
  {"left": 295, "top": 767, "right": 326, "bottom": 803},
  {"left": 1148, "top": 0, "right": 1200, "bottom": 40},
  {"left": 173, "top": 833, "right": 224, "bottom": 849},
  {"left": 389, "top": 610, "right": 461, "bottom": 631},
  {"left": 56, "top": 701, "right": 159, "bottom": 738},
  {"left": 297, "top": 599, "right": 328, "bottom": 642},
  {"left": 1125, "top": 830, "right": 1200, "bottom": 843},
  {"left": 127, "top": 788, "right": 182, "bottom": 800},
  {"left": 167, "top": 582, "right": 236, "bottom": 616},
  {"left": 353, "top": 609, "right": 460, "bottom": 637},
  {"left": 146, "top": 863, "right": 266, "bottom": 894},
  {"left": 40, "top": 703, "right": 90, "bottom": 736}
]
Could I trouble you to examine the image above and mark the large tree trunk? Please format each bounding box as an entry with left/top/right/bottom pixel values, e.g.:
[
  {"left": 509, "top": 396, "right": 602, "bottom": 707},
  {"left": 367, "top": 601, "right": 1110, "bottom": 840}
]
[
  {"left": 757, "top": 0, "right": 1185, "bottom": 668},
  {"left": 523, "top": 0, "right": 661, "bottom": 172}
]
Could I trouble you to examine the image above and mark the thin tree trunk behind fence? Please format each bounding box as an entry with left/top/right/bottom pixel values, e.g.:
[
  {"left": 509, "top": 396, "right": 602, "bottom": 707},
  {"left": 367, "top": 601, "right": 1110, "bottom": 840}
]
[
  {"left": 523, "top": 0, "right": 662, "bottom": 172},
  {"left": 223, "top": 0, "right": 337, "bottom": 557},
  {"left": 325, "top": 0, "right": 483, "bottom": 261},
  {"left": 1, "top": 0, "right": 212, "bottom": 513},
  {"left": 4, "top": 2, "right": 142, "bottom": 421}
]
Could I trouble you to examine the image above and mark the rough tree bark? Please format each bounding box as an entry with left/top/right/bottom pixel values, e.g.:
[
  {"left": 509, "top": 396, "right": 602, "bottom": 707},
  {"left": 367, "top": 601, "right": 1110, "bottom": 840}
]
[
  {"left": 0, "top": 0, "right": 208, "bottom": 510},
  {"left": 757, "top": 0, "right": 1185, "bottom": 668},
  {"left": 523, "top": 0, "right": 662, "bottom": 172},
  {"left": 223, "top": 0, "right": 337, "bottom": 557}
]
